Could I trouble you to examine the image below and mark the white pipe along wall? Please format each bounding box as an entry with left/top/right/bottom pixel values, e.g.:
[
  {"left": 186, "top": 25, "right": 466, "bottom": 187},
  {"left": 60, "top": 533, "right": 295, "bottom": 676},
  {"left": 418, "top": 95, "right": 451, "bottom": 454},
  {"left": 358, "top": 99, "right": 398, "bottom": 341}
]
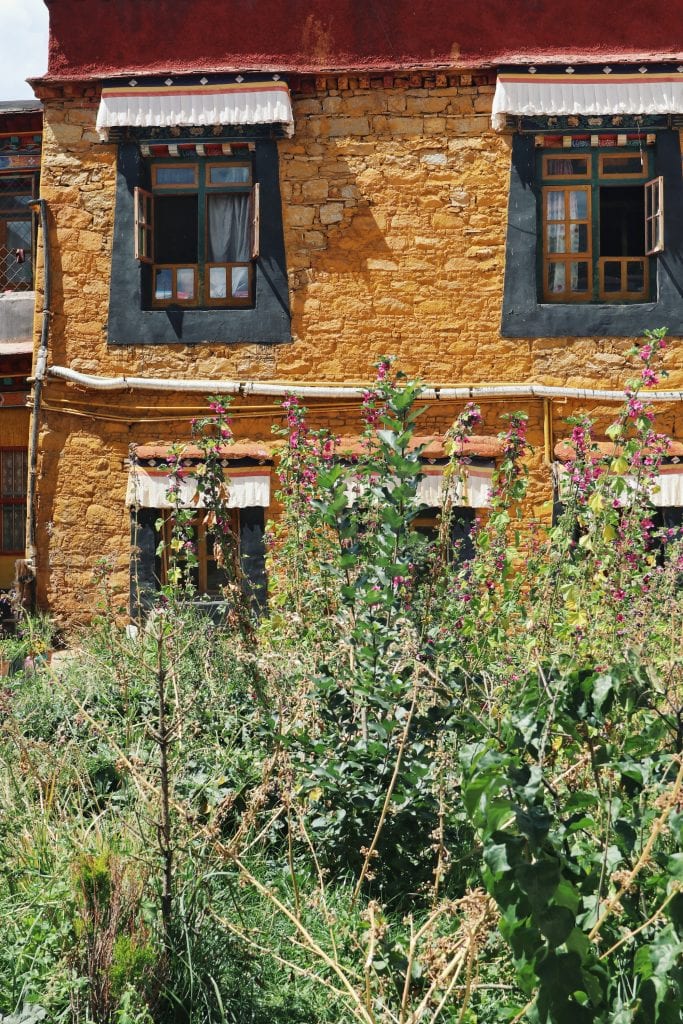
[{"left": 46, "top": 365, "right": 683, "bottom": 403}]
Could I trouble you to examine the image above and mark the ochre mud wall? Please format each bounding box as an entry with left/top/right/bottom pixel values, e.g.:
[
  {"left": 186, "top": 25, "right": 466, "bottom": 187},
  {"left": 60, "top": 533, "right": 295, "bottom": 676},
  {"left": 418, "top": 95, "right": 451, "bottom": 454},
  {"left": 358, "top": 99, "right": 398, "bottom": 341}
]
[{"left": 32, "top": 75, "right": 683, "bottom": 619}]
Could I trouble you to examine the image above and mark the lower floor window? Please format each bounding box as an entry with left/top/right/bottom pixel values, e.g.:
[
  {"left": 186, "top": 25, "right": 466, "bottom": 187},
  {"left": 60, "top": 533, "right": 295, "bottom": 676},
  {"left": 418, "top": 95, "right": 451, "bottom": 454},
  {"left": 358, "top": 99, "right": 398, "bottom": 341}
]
[
  {"left": 159, "top": 510, "right": 238, "bottom": 596},
  {"left": 0, "top": 448, "right": 27, "bottom": 554},
  {"left": 412, "top": 506, "right": 477, "bottom": 563},
  {"left": 130, "top": 505, "right": 267, "bottom": 616}
]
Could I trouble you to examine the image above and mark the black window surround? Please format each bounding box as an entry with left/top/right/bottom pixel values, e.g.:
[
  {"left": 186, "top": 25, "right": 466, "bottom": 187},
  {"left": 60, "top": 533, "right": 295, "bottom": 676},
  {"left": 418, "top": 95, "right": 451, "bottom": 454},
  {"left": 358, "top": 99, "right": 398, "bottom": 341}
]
[
  {"left": 108, "top": 139, "right": 291, "bottom": 346},
  {"left": 130, "top": 505, "right": 267, "bottom": 618},
  {"left": 501, "top": 129, "right": 683, "bottom": 338}
]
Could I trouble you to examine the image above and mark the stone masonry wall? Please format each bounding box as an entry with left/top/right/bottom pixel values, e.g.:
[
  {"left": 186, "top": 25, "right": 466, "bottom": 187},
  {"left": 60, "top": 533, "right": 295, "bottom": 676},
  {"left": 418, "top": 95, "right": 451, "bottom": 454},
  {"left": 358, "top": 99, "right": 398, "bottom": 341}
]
[{"left": 31, "top": 74, "right": 683, "bottom": 620}]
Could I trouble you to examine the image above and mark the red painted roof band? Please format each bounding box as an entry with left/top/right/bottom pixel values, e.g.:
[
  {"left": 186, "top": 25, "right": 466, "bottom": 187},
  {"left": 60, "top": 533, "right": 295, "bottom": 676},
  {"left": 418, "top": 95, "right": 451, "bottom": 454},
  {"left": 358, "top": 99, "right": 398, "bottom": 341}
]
[{"left": 42, "top": 0, "right": 683, "bottom": 81}]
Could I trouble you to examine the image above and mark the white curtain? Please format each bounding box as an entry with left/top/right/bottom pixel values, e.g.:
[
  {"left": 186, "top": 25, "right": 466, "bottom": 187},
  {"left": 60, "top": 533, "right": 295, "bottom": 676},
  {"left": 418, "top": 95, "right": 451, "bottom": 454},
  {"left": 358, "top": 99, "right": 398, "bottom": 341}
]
[
  {"left": 208, "top": 194, "right": 250, "bottom": 263},
  {"left": 546, "top": 192, "right": 565, "bottom": 221}
]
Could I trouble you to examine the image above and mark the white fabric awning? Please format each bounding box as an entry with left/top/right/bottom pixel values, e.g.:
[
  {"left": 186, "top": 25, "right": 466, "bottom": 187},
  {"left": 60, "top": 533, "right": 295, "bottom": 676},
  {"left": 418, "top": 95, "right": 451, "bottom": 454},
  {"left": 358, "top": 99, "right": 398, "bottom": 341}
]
[
  {"left": 492, "top": 72, "right": 683, "bottom": 131},
  {"left": 346, "top": 465, "right": 493, "bottom": 509},
  {"left": 126, "top": 465, "right": 271, "bottom": 509},
  {"left": 554, "top": 462, "right": 683, "bottom": 507},
  {"left": 97, "top": 81, "right": 294, "bottom": 140}
]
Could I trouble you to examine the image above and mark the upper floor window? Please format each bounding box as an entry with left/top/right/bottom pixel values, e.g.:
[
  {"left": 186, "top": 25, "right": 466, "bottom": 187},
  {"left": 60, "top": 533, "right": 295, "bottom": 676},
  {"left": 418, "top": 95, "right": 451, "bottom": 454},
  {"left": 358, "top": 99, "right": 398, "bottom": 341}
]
[
  {"left": 0, "top": 174, "right": 38, "bottom": 292},
  {"left": 134, "top": 159, "right": 260, "bottom": 308},
  {"left": 539, "top": 146, "right": 663, "bottom": 304}
]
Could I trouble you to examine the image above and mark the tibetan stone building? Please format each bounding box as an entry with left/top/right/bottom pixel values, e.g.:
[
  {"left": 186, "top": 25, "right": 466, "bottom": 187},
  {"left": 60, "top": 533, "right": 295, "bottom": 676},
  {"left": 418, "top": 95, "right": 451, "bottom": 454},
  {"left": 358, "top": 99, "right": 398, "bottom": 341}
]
[{"left": 16, "top": 0, "right": 683, "bottom": 619}]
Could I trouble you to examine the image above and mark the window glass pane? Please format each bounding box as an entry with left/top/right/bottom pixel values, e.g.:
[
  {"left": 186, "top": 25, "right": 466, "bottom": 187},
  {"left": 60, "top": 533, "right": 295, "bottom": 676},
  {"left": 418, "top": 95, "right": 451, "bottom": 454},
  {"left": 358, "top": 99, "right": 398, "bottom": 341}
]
[
  {"left": 1, "top": 451, "right": 27, "bottom": 498},
  {"left": 603, "top": 261, "right": 622, "bottom": 292},
  {"left": 602, "top": 156, "right": 644, "bottom": 175},
  {"left": 1, "top": 453, "right": 12, "bottom": 497},
  {"left": 231, "top": 266, "right": 250, "bottom": 299},
  {"left": 546, "top": 157, "right": 588, "bottom": 176},
  {"left": 568, "top": 190, "right": 587, "bottom": 219},
  {"left": 154, "top": 195, "right": 198, "bottom": 263},
  {"left": 155, "top": 166, "right": 196, "bottom": 185},
  {"left": 206, "top": 559, "right": 228, "bottom": 594},
  {"left": 0, "top": 177, "right": 35, "bottom": 213},
  {"left": 547, "top": 223, "right": 565, "bottom": 253},
  {"left": 569, "top": 223, "right": 588, "bottom": 253},
  {"left": 2, "top": 504, "right": 24, "bottom": 552},
  {"left": 209, "top": 165, "right": 251, "bottom": 185},
  {"left": 627, "top": 261, "right": 645, "bottom": 292},
  {"left": 209, "top": 266, "right": 227, "bottom": 299},
  {"left": 176, "top": 268, "right": 195, "bottom": 300},
  {"left": 155, "top": 268, "right": 173, "bottom": 300},
  {"left": 570, "top": 262, "right": 589, "bottom": 292},
  {"left": 546, "top": 192, "right": 565, "bottom": 220},
  {"left": 207, "top": 193, "right": 250, "bottom": 262},
  {"left": 547, "top": 263, "right": 565, "bottom": 294}
]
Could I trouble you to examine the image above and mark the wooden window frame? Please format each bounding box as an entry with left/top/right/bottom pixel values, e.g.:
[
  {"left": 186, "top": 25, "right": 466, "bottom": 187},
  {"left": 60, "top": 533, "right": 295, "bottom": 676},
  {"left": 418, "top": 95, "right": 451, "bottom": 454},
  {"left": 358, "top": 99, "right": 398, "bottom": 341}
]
[
  {"left": 151, "top": 162, "right": 199, "bottom": 190},
  {"left": 539, "top": 146, "right": 662, "bottom": 304},
  {"left": 134, "top": 186, "right": 154, "bottom": 263},
  {"left": 161, "top": 510, "right": 239, "bottom": 596},
  {"left": 151, "top": 264, "right": 199, "bottom": 308},
  {"left": 598, "top": 153, "right": 649, "bottom": 179},
  {"left": 645, "top": 175, "right": 665, "bottom": 255},
  {"left": 541, "top": 154, "right": 592, "bottom": 179},
  {"left": 0, "top": 447, "right": 27, "bottom": 556},
  {"left": 206, "top": 162, "right": 252, "bottom": 188},
  {"left": 598, "top": 256, "right": 649, "bottom": 301},
  {"left": 541, "top": 185, "right": 592, "bottom": 302},
  {"left": 204, "top": 262, "right": 253, "bottom": 306},
  {"left": 137, "top": 159, "right": 258, "bottom": 309}
]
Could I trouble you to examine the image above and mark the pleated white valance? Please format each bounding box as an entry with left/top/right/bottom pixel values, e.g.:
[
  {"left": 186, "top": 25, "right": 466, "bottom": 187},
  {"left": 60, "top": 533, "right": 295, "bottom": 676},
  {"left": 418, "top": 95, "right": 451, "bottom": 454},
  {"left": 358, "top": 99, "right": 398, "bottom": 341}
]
[
  {"left": 492, "top": 72, "right": 683, "bottom": 131},
  {"left": 97, "top": 81, "right": 294, "bottom": 140},
  {"left": 346, "top": 465, "right": 493, "bottom": 509},
  {"left": 126, "top": 465, "right": 271, "bottom": 509},
  {"left": 554, "top": 463, "right": 683, "bottom": 507}
]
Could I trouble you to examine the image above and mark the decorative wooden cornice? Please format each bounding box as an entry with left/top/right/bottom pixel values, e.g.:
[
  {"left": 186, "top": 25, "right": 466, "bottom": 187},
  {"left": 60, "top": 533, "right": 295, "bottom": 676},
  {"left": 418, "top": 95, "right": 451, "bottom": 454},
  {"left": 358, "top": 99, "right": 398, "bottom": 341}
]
[
  {"left": 31, "top": 69, "right": 496, "bottom": 104},
  {"left": 289, "top": 70, "right": 496, "bottom": 95}
]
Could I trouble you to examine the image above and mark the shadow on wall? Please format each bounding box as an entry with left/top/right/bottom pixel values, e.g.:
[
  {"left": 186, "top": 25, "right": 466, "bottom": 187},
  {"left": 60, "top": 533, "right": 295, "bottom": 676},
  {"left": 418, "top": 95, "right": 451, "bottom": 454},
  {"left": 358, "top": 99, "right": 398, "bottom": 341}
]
[{"left": 283, "top": 133, "right": 509, "bottom": 374}]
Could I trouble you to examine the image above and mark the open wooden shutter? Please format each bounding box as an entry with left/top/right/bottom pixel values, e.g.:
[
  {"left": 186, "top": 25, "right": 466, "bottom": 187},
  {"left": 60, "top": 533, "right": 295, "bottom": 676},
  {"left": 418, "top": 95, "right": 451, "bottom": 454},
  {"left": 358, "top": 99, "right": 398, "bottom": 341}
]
[
  {"left": 645, "top": 176, "right": 664, "bottom": 255},
  {"left": 251, "top": 182, "right": 260, "bottom": 260},
  {"left": 134, "top": 186, "right": 154, "bottom": 263}
]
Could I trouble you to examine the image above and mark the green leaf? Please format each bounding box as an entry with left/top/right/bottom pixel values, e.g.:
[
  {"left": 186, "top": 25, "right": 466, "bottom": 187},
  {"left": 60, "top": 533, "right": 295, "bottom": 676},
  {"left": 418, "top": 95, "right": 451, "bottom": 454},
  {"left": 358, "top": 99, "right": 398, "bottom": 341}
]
[
  {"left": 634, "top": 944, "right": 654, "bottom": 980},
  {"left": 666, "top": 853, "right": 683, "bottom": 880},
  {"left": 484, "top": 842, "right": 512, "bottom": 878},
  {"left": 515, "top": 860, "right": 561, "bottom": 907},
  {"left": 538, "top": 906, "right": 575, "bottom": 948},
  {"left": 591, "top": 674, "right": 614, "bottom": 716}
]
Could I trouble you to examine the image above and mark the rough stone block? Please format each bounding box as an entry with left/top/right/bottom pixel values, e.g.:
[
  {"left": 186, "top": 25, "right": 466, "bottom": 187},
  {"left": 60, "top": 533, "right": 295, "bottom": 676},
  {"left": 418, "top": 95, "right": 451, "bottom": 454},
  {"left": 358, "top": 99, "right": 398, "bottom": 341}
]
[{"left": 319, "top": 203, "right": 345, "bottom": 224}]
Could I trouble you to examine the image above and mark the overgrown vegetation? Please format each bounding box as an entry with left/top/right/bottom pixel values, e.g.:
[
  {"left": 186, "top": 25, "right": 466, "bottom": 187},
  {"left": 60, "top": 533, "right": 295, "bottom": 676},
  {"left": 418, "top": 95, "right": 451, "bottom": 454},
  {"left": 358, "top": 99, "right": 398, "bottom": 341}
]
[{"left": 0, "top": 331, "right": 682, "bottom": 1023}]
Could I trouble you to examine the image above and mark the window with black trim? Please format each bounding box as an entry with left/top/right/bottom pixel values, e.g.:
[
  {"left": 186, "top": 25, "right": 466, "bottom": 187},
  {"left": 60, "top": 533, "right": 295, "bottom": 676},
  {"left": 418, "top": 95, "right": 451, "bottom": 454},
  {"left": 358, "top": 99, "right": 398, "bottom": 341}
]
[
  {"left": 109, "top": 138, "right": 290, "bottom": 346},
  {"left": 501, "top": 126, "right": 683, "bottom": 339},
  {"left": 539, "top": 146, "right": 662, "bottom": 303},
  {"left": 135, "top": 158, "right": 259, "bottom": 308},
  {"left": 130, "top": 505, "right": 267, "bottom": 618}
]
